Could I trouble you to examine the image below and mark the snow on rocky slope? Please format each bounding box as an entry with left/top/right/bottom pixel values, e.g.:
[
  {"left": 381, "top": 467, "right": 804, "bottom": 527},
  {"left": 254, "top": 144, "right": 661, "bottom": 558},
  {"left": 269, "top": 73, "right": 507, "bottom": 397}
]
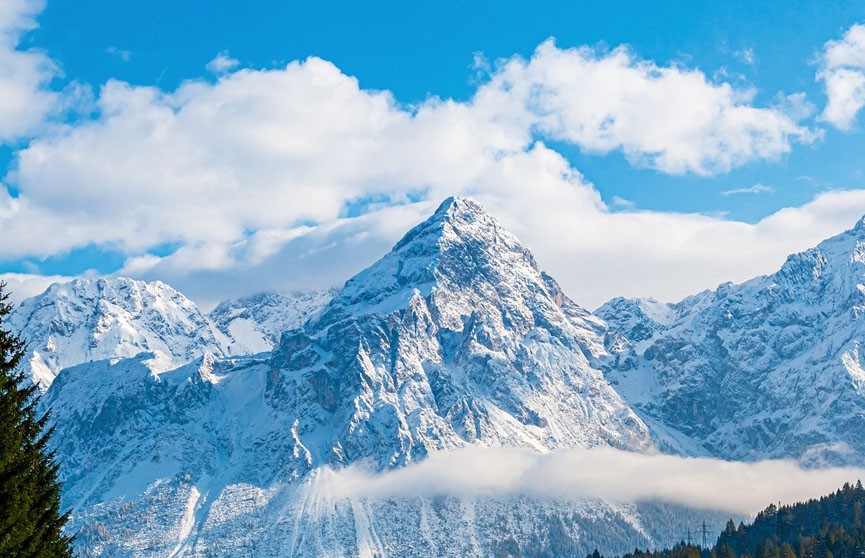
[
  {"left": 9, "top": 277, "right": 336, "bottom": 389},
  {"left": 9, "top": 277, "right": 230, "bottom": 389},
  {"left": 43, "top": 197, "right": 697, "bottom": 557},
  {"left": 264, "top": 196, "right": 653, "bottom": 473},
  {"left": 46, "top": 353, "right": 727, "bottom": 558},
  {"left": 598, "top": 216, "right": 865, "bottom": 464},
  {"left": 36, "top": 196, "right": 865, "bottom": 556},
  {"left": 208, "top": 290, "right": 333, "bottom": 355}
]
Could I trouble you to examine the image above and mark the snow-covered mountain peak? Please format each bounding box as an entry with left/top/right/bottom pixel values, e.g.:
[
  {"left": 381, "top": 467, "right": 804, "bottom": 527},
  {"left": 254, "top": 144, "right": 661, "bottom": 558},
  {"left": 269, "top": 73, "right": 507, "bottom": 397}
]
[
  {"left": 391, "top": 196, "right": 495, "bottom": 250},
  {"left": 9, "top": 276, "right": 229, "bottom": 389},
  {"left": 267, "top": 197, "right": 652, "bottom": 473},
  {"left": 763, "top": 218, "right": 865, "bottom": 307},
  {"left": 336, "top": 196, "right": 548, "bottom": 326}
]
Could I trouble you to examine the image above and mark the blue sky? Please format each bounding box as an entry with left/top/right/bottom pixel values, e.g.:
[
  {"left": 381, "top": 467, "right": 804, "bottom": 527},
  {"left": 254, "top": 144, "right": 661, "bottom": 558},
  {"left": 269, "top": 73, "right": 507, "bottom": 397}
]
[
  {"left": 4, "top": 0, "right": 865, "bottom": 307},
  {"left": 26, "top": 0, "right": 865, "bottom": 220}
]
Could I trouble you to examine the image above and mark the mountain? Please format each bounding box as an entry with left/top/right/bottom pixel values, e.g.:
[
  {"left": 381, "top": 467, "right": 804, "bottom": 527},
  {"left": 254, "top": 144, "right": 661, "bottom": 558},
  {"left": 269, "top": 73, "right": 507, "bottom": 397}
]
[
  {"left": 208, "top": 290, "right": 333, "bottom": 354},
  {"left": 42, "top": 197, "right": 709, "bottom": 557},
  {"left": 599, "top": 217, "right": 865, "bottom": 464},
  {"left": 45, "top": 351, "right": 727, "bottom": 557},
  {"left": 9, "top": 277, "right": 230, "bottom": 389},
  {"left": 37, "top": 197, "right": 865, "bottom": 556},
  {"left": 265, "top": 196, "right": 653, "bottom": 473}
]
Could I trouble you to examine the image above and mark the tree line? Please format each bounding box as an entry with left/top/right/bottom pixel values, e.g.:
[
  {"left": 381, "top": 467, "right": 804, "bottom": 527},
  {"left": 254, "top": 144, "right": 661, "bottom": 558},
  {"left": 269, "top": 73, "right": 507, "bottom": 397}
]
[{"left": 594, "top": 482, "right": 865, "bottom": 558}]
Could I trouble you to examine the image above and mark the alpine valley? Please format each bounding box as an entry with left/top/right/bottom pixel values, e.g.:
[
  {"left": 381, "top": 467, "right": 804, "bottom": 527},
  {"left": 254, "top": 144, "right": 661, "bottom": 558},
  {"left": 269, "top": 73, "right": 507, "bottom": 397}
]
[{"left": 14, "top": 197, "right": 865, "bottom": 557}]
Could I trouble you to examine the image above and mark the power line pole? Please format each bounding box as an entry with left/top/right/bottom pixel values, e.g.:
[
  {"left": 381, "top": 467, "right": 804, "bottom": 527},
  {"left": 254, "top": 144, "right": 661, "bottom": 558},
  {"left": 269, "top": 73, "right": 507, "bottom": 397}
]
[{"left": 702, "top": 520, "right": 708, "bottom": 549}]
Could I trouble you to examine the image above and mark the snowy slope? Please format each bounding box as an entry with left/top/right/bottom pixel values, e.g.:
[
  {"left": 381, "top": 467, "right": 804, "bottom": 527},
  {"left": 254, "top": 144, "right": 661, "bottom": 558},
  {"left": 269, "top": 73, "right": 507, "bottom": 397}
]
[
  {"left": 45, "top": 353, "right": 728, "bottom": 558},
  {"left": 599, "top": 216, "right": 865, "bottom": 464},
  {"left": 208, "top": 290, "right": 334, "bottom": 355},
  {"left": 9, "top": 277, "right": 230, "bottom": 389}
]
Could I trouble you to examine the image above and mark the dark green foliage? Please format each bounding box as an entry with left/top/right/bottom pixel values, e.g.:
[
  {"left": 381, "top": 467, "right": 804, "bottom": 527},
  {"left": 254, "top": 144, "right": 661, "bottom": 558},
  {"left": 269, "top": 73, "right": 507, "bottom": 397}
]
[
  {"left": 599, "top": 482, "right": 865, "bottom": 558},
  {"left": 717, "top": 481, "right": 865, "bottom": 558},
  {"left": 0, "top": 284, "right": 73, "bottom": 557}
]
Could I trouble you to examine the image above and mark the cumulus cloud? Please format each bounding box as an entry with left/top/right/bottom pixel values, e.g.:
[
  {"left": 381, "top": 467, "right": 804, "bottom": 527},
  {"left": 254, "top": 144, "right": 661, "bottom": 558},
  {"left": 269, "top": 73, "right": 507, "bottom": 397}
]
[
  {"left": 0, "top": 0, "right": 59, "bottom": 142},
  {"left": 0, "top": 38, "right": 845, "bottom": 308},
  {"left": 818, "top": 23, "right": 865, "bottom": 130},
  {"left": 206, "top": 51, "right": 239, "bottom": 74},
  {"left": 311, "top": 446, "right": 865, "bottom": 515},
  {"left": 478, "top": 40, "right": 814, "bottom": 175}
]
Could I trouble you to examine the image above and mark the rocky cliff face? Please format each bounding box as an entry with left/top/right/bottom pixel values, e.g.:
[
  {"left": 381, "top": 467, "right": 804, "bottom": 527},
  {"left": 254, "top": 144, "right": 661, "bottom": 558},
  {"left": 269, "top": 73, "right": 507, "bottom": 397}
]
[
  {"left": 265, "top": 196, "right": 653, "bottom": 474},
  {"left": 599, "top": 217, "right": 865, "bottom": 464}
]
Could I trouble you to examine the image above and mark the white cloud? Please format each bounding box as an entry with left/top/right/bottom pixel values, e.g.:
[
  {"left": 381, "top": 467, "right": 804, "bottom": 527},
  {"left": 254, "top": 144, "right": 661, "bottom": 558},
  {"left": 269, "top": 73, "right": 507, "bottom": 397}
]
[
  {"left": 206, "top": 51, "right": 239, "bottom": 74},
  {"left": 0, "top": 40, "right": 848, "bottom": 309},
  {"left": 477, "top": 40, "right": 814, "bottom": 175},
  {"left": 312, "top": 446, "right": 865, "bottom": 515},
  {"left": 818, "top": 23, "right": 865, "bottom": 130},
  {"left": 106, "top": 46, "right": 131, "bottom": 62},
  {"left": 721, "top": 182, "right": 774, "bottom": 196},
  {"left": 0, "top": 0, "right": 59, "bottom": 142},
  {"left": 610, "top": 195, "right": 636, "bottom": 209},
  {"left": 0, "top": 272, "right": 73, "bottom": 305}
]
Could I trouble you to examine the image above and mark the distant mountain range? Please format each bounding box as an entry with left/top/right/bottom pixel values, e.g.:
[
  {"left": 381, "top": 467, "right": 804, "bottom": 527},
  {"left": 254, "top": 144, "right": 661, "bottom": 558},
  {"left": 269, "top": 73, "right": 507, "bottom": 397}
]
[
  {"left": 10, "top": 277, "right": 333, "bottom": 390},
  {"left": 13, "top": 197, "right": 865, "bottom": 556},
  {"left": 599, "top": 216, "right": 865, "bottom": 465}
]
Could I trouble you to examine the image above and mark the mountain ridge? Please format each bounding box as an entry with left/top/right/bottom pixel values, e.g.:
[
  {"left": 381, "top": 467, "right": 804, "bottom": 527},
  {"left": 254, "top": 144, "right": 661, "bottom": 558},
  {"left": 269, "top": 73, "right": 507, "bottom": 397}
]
[
  {"left": 600, "top": 216, "right": 865, "bottom": 464},
  {"left": 15, "top": 196, "right": 865, "bottom": 556}
]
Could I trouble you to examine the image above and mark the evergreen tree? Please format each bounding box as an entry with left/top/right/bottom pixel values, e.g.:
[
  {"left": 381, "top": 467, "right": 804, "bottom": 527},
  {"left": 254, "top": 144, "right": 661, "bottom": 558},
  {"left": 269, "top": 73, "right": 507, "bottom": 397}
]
[{"left": 0, "top": 284, "right": 73, "bottom": 557}]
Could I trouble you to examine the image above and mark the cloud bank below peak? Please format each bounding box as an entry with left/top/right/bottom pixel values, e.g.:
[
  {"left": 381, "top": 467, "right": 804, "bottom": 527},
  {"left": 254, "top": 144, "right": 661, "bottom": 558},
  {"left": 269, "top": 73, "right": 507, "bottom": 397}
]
[{"left": 311, "top": 446, "right": 865, "bottom": 516}]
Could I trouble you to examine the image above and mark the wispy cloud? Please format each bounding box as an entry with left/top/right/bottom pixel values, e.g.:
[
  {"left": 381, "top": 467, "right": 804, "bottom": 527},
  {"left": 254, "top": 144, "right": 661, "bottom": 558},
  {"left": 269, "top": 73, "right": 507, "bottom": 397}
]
[
  {"left": 734, "top": 48, "right": 756, "bottom": 66},
  {"left": 312, "top": 447, "right": 865, "bottom": 515},
  {"left": 106, "top": 46, "right": 131, "bottom": 62},
  {"left": 721, "top": 182, "right": 774, "bottom": 196},
  {"left": 611, "top": 196, "right": 636, "bottom": 209}
]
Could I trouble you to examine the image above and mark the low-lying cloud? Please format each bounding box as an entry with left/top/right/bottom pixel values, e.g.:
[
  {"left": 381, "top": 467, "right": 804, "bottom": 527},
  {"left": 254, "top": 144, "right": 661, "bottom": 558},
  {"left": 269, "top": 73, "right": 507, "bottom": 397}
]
[{"left": 311, "top": 446, "right": 865, "bottom": 515}]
